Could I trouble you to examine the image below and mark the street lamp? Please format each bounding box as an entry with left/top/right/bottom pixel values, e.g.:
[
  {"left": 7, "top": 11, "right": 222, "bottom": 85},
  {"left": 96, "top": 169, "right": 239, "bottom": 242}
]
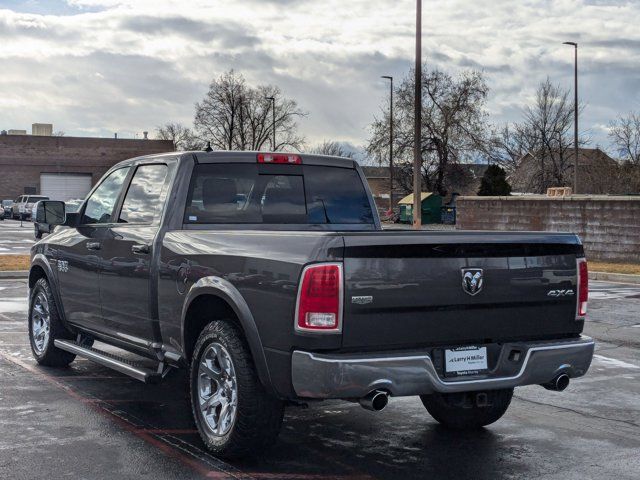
[
  {"left": 563, "top": 41, "right": 579, "bottom": 194},
  {"left": 265, "top": 96, "right": 276, "bottom": 151},
  {"left": 413, "top": 0, "right": 422, "bottom": 229},
  {"left": 381, "top": 75, "right": 394, "bottom": 212}
]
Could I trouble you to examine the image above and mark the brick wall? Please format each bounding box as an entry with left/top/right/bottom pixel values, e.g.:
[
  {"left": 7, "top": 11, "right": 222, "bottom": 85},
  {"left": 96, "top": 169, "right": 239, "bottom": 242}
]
[
  {"left": 0, "top": 135, "right": 174, "bottom": 199},
  {"left": 456, "top": 196, "right": 640, "bottom": 263}
]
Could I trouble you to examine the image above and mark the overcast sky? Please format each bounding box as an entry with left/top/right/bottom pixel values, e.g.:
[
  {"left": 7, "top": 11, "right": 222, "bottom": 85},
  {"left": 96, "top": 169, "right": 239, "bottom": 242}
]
[{"left": 2, "top": 0, "right": 640, "bottom": 155}]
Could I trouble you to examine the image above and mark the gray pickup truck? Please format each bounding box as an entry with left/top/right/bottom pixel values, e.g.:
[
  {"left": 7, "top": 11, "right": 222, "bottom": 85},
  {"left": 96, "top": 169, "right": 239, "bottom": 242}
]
[{"left": 29, "top": 151, "right": 594, "bottom": 459}]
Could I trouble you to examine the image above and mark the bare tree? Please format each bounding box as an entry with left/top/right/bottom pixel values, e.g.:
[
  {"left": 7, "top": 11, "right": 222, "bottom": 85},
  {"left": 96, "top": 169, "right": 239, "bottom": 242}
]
[
  {"left": 488, "top": 78, "right": 588, "bottom": 193},
  {"left": 52, "top": 131, "right": 65, "bottom": 137},
  {"left": 523, "top": 79, "right": 579, "bottom": 190},
  {"left": 488, "top": 123, "right": 537, "bottom": 172},
  {"left": 156, "top": 122, "right": 198, "bottom": 151},
  {"left": 194, "top": 70, "right": 306, "bottom": 152},
  {"left": 367, "top": 66, "right": 490, "bottom": 196},
  {"left": 609, "top": 112, "right": 640, "bottom": 166},
  {"left": 310, "top": 140, "right": 355, "bottom": 158}
]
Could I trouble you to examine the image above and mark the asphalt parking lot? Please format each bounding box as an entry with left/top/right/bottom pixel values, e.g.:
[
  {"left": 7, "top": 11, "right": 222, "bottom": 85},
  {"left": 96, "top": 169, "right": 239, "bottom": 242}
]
[
  {"left": 0, "top": 279, "right": 639, "bottom": 479},
  {"left": 0, "top": 219, "right": 35, "bottom": 255}
]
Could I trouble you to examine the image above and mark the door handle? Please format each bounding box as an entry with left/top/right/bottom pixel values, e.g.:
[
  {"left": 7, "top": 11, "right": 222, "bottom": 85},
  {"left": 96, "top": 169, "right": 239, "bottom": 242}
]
[
  {"left": 131, "top": 244, "right": 150, "bottom": 255},
  {"left": 86, "top": 242, "right": 101, "bottom": 251}
]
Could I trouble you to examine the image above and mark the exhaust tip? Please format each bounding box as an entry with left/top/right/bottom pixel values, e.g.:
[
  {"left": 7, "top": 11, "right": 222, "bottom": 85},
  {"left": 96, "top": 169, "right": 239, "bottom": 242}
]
[
  {"left": 555, "top": 373, "right": 570, "bottom": 391},
  {"left": 542, "top": 373, "right": 570, "bottom": 391},
  {"left": 359, "top": 390, "right": 389, "bottom": 411}
]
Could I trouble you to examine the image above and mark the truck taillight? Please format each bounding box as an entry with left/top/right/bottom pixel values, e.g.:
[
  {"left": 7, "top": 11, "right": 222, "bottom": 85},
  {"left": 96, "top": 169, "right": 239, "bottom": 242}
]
[
  {"left": 257, "top": 153, "right": 302, "bottom": 164},
  {"left": 295, "top": 263, "right": 342, "bottom": 333},
  {"left": 577, "top": 258, "right": 588, "bottom": 318}
]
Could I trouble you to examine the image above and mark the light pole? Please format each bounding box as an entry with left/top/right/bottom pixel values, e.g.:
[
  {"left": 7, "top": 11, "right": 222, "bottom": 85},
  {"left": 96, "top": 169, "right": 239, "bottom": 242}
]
[
  {"left": 413, "top": 0, "right": 422, "bottom": 229},
  {"left": 381, "top": 75, "right": 394, "bottom": 212},
  {"left": 563, "top": 41, "right": 579, "bottom": 194},
  {"left": 265, "top": 96, "right": 276, "bottom": 151}
]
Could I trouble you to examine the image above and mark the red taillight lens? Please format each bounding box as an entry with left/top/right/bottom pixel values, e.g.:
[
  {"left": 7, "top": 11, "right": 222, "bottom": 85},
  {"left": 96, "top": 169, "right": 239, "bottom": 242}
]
[
  {"left": 257, "top": 153, "right": 302, "bottom": 164},
  {"left": 296, "top": 264, "right": 342, "bottom": 332},
  {"left": 577, "top": 258, "right": 588, "bottom": 318}
]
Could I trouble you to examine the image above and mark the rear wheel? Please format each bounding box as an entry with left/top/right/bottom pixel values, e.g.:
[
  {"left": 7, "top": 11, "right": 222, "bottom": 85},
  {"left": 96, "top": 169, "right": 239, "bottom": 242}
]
[
  {"left": 189, "top": 320, "right": 284, "bottom": 459},
  {"left": 28, "top": 278, "right": 76, "bottom": 367},
  {"left": 420, "top": 388, "right": 513, "bottom": 429}
]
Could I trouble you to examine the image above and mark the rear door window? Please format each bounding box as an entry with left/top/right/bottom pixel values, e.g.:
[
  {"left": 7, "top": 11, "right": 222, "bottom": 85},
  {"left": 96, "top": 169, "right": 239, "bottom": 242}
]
[{"left": 118, "top": 164, "right": 169, "bottom": 224}]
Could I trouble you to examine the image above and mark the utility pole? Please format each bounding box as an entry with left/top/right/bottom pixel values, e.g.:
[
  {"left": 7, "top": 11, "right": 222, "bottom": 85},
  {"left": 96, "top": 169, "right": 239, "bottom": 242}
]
[
  {"left": 381, "top": 76, "right": 394, "bottom": 212},
  {"left": 413, "top": 0, "right": 422, "bottom": 229},
  {"left": 563, "top": 41, "right": 579, "bottom": 194},
  {"left": 266, "top": 96, "right": 276, "bottom": 151}
]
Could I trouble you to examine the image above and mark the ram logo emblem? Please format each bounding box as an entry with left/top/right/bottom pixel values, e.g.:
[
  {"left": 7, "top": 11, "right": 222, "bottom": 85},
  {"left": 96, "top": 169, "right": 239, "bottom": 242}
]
[{"left": 462, "top": 268, "right": 484, "bottom": 296}]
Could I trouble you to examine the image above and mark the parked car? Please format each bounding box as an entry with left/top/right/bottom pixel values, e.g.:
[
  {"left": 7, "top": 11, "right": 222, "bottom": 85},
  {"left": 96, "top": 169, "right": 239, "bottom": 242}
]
[
  {"left": 2, "top": 199, "right": 13, "bottom": 219},
  {"left": 12, "top": 194, "right": 49, "bottom": 220},
  {"left": 29, "top": 151, "right": 594, "bottom": 459}
]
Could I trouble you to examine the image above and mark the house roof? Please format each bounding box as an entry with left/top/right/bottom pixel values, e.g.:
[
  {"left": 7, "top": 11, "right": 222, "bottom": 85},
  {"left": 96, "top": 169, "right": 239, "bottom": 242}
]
[
  {"left": 361, "top": 166, "right": 390, "bottom": 178},
  {"left": 518, "top": 148, "right": 618, "bottom": 167}
]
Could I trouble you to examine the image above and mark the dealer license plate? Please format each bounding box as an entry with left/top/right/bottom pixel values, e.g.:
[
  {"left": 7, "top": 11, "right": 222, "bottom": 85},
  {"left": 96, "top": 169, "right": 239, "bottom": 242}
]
[{"left": 445, "top": 346, "right": 488, "bottom": 375}]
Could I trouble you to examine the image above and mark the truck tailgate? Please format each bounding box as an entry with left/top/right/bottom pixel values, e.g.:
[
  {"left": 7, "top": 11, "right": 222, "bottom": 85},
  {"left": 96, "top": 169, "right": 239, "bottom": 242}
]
[{"left": 341, "top": 231, "right": 583, "bottom": 350}]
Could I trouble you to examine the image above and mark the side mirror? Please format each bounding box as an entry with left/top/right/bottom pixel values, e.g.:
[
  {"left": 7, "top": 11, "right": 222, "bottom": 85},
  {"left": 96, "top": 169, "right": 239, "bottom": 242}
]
[{"left": 36, "top": 200, "right": 66, "bottom": 225}]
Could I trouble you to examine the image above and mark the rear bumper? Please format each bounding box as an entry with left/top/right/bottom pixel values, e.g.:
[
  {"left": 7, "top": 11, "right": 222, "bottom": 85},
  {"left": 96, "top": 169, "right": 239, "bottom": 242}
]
[{"left": 291, "top": 336, "right": 594, "bottom": 399}]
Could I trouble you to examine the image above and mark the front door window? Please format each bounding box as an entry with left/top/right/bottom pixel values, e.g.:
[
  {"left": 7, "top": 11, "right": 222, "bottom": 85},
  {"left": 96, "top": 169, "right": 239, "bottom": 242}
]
[{"left": 82, "top": 168, "right": 130, "bottom": 224}]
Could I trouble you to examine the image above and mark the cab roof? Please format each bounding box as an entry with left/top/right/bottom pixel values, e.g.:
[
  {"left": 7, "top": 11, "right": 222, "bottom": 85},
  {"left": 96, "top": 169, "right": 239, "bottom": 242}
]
[{"left": 111, "top": 150, "right": 358, "bottom": 170}]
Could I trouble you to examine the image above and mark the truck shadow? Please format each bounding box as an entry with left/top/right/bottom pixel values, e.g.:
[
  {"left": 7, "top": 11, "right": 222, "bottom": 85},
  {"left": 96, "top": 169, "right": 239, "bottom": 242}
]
[{"left": 49, "top": 361, "right": 527, "bottom": 479}]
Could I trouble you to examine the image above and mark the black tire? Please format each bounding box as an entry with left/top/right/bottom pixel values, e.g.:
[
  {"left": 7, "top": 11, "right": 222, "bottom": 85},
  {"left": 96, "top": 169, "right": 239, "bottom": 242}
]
[
  {"left": 420, "top": 388, "right": 513, "bottom": 429},
  {"left": 34, "top": 224, "right": 42, "bottom": 239},
  {"left": 28, "top": 278, "right": 76, "bottom": 367},
  {"left": 189, "top": 320, "right": 284, "bottom": 459}
]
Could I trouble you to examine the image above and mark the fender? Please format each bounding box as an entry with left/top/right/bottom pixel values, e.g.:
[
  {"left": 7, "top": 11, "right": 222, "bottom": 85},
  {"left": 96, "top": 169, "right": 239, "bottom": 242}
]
[
  {"left": 181, "top": 276, "right": 275, "bottom": 395},
  {"left": 29, "top": 253, "right": 73, "bottom": 331}
]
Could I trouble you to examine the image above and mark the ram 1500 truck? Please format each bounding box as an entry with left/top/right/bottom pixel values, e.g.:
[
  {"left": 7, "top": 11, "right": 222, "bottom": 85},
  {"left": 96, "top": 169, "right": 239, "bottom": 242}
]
[{"left": 29, "top": 151, "right": 594, "bottom": 459}]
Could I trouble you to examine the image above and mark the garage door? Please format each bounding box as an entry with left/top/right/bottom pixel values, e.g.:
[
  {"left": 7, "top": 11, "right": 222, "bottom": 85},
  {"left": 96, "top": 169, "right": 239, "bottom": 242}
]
[{"left": 40, "top": 173, "right": 92, "bottom": 201}]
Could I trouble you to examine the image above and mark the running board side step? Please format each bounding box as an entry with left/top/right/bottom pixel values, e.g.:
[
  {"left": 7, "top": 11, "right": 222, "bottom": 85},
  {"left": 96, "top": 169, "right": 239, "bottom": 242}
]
[{"left": 54, "top": 339, "right": 169, "bottom": 384}]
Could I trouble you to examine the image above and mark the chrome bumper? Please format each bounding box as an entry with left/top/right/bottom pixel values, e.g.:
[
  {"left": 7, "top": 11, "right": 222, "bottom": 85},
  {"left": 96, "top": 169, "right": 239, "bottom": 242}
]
[{"left": 291, "top": 336, "right": 595, "bottom": 399}]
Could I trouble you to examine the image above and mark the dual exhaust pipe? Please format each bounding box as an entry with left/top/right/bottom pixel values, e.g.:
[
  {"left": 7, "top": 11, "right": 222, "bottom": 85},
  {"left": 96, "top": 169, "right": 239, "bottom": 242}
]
[{"left": 358, "top": 374, "right": 570, "bottom": 411}]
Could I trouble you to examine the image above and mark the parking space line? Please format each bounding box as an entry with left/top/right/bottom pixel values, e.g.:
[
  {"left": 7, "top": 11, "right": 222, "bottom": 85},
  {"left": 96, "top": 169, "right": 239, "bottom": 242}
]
[
  {"left": 80, "top": 398, "right": 169, "bottom": 404},
  {"left": 0, "top": 351, "right": 251, "bottom": 480},
  {"left": 141, "top": 428, "right": 199, "bottom": 434}
]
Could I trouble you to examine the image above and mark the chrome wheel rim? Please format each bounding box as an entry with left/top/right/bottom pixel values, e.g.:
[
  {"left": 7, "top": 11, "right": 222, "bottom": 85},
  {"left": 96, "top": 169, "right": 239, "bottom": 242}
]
[
  {"left": 197, "top": 342, "right": 238, "bottom": 436},
  {"left": 31, "top": 292, "right": 51, "bottom": 355}
]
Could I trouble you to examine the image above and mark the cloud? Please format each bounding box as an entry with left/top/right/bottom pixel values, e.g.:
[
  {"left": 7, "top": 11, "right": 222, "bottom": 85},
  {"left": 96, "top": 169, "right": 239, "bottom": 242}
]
[
  {"left": 118, "top": 15, "right": 259, "bottom": 47},
  {"left": 1, "top": 0, "right": 639, "bottom": 152}
]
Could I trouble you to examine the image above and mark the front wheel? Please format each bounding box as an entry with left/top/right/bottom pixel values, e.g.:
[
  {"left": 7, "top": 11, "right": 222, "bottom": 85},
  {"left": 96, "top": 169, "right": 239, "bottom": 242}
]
[
  {"left": 28, "top": 278, "right": 76, "bottom": 367},
  {"left": 34, "top": 224, "right": 42, "bottom": 239},
  {"left": 420, "top": 388, "right": 513, "bottom": 429},
  {"left": 189, "top": 320, "right": 284, "bottom": 459}
]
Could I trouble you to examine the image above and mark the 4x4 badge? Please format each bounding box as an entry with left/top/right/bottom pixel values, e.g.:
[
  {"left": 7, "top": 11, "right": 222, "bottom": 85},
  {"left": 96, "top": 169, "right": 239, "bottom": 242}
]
[{"left": 462, "top": 268, "right": 483, "bottom": 296}]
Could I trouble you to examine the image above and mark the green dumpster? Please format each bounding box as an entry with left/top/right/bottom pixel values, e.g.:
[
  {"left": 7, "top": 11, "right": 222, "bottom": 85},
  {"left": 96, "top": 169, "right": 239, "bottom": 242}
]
[{"left": 398, "top": 193, "right": 442, "bottom": 224}]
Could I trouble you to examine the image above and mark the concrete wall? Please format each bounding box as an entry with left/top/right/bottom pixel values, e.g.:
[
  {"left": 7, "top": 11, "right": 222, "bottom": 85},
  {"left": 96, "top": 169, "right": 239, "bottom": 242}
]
[
  {"left": 456, "top": 196, "right": 640, "bottom": 263},
  {"left": 0, "top": 135, "right": 174, "bottom": 199}
]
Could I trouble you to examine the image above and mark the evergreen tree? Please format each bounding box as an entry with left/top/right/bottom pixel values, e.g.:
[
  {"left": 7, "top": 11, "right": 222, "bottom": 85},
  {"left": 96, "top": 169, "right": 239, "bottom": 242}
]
[{"left": 478, "top": 165, "right": 512, "bottom": 196}]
